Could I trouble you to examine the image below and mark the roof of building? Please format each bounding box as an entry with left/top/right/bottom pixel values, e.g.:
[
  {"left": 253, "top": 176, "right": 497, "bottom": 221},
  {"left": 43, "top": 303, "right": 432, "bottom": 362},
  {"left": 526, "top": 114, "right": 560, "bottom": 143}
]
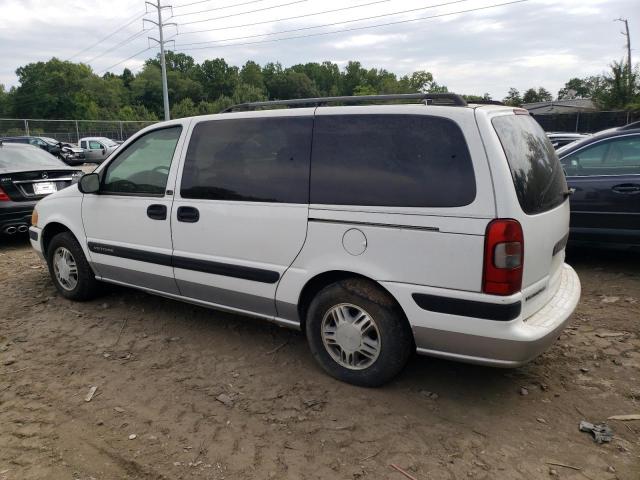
[{"left": 522, "top": 98, "right": 596, "bottom": 114}]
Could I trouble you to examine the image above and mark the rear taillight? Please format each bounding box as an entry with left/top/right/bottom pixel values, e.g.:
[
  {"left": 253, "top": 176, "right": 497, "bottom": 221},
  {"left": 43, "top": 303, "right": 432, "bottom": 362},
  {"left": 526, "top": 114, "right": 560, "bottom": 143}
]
[
  {"left": 0, "top": 186, "right": 9, "bottom": 201},
  {"left": 482, "top": 219, "right": 523, "bottom": 296}
]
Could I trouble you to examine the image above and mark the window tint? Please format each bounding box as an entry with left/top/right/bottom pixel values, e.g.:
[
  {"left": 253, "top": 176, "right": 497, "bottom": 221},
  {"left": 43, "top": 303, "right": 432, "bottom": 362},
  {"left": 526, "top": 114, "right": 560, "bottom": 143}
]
[
  {"left": 181, "top": 117, "right": 312, "bottom": 203},
  {"left": 310, "top": 115, "right": 475, "bottom": 207},
  {"left": 80, "top": 141, "right": 87, "bottom": 149},
  {"left": 102, "top": 127, "right": 181, "bottom": 195},
  {"left": 561, "top": 136, "right": 640, "bottom": 176},
  {"left": 492, "top": 115, "right": 567, "bottom": 215}
]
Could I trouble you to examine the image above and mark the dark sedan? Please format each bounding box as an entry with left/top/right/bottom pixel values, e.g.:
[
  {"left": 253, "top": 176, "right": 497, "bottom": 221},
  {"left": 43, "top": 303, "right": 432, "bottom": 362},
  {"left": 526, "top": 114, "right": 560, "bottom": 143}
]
[
  {"left": 557, "top": 128, "right": 640, "bottom": 249},
  {"left": 0, "top": 142, "right": 82, "bottom": 235}
]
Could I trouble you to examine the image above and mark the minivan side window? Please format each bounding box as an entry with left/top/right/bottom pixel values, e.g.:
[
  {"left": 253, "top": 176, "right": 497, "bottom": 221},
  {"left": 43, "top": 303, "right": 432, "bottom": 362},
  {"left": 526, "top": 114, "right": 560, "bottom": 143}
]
[
  {"left": 561, "top": 136, "right": 640, "bottom": 176},
  {"left": 102, "top": 126, "right": 181, "bottom": 196},
  {"left": 180, "top": 117, "right": 312, "bottom": 203},
  {"left": 310, "top": 115, "right": 476, "bottom": 207}
]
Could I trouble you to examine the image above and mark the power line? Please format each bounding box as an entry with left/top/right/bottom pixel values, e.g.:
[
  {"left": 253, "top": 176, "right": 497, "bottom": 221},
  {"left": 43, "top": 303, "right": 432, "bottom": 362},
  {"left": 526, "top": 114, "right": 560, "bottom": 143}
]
[
  {"left": 175, "top": 0, "right": 529, "bottom": 51},
  {"left": 180, "top": 0, "right": 308, "bottom": 26},
  {"left": 85, "top": 29, "right": 150, "bottom": 64},
  {"left": 176, "top": 0, "right": 472, "bottom": 47},
  {"left": 178, "top": 0, "right": 392, "bottom": 36},
  {"left": 66, "top": 11, "right": 147, "bottom": 60},
  {"left": 172, "top": 0, "right": 216, "bottom": 8},
  {"left": 172, "top": 0, "right": 269, "bottom": 16},
  {"left": 98, "top": 46, "right": 154, "bottom": 74}
]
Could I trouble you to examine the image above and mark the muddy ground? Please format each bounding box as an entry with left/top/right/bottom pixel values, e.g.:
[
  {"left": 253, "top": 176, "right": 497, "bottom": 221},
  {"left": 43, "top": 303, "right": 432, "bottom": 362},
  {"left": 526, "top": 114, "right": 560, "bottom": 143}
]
[{"left": 0, "top": 236, "right": 638, "bottom": 480}]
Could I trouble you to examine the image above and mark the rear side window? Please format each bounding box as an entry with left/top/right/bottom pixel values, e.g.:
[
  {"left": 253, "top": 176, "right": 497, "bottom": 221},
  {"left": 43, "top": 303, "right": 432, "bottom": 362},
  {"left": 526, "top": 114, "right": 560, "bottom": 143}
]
[
  {"left": 492, "top": 115, "right": 567, "bottom": 215},
  {"left": 181, "top": 117, "right": 312, "bottom": 203},
  {"left": 310, "top": 115, "right": 476, "bottom": 207}
]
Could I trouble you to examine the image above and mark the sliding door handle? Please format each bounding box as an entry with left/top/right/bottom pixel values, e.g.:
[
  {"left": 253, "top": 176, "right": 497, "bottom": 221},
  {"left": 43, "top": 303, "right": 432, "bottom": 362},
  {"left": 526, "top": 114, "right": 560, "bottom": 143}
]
[{"left": 177, "top": 206, "right": 200, "bottom": 223}]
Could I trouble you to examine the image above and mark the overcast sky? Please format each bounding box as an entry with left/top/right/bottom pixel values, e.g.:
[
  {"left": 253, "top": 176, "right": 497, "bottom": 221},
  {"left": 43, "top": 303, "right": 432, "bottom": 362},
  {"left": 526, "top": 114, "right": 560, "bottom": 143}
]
[{"left": 0, "top": 0, "right": 637, "bottom": 99}]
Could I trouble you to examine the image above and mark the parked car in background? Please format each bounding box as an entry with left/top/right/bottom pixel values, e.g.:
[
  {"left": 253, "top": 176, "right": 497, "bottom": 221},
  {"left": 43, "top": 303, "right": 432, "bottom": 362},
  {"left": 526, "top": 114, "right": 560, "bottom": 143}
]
[
  {"left": 59, "top": 142, "right": 87, "bottom": 165},
  {"left": 0, "top": 142, "right": 82, "bottom": 235},
  {"left": 546, "top": 132, "right": 590, "bottom": 149},
  {"left": 1, "top": 135, "right": 62, "bottom": 157},
  {"left": 30, "top": 94, "right": 580, "bottom": 386},
  {"left": 0, "top": 136, "right": 87, "bottom": 165},
  {"left": 596, "top": 120, "right": 640, "bottom": 136},
  {"left": 78, "top": 137, "right": 119, "bottom": 163},
  {"left": 557, "top": 128, "right": 640, "bottom": 249}
]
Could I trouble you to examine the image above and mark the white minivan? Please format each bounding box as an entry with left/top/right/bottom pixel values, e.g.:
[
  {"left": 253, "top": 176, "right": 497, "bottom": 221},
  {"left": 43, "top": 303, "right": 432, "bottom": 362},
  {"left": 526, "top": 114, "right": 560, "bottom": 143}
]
[{"left": 29, "top": 94, "right": 581, "bottom": 386}]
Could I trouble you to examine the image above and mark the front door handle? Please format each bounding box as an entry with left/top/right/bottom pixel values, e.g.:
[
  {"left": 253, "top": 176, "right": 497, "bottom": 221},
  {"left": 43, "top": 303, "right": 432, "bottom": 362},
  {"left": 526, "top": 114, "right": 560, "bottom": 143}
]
[
  {"left": 611, "top": 184, "right": 640, "bottom": 194},
  {"left": 177, "top": 206, "right": 200, "bottom": 223},
  {"left": 147, "top": 204, "right": 167, "bottom": 220}
]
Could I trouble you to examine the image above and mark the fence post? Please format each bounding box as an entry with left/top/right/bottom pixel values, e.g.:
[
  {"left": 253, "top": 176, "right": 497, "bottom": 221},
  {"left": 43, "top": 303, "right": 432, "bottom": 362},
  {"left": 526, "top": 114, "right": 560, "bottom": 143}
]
[
  {"left": 24, "top": 119, "right": 29, "bottom": 136},
  {"left": 575, "top": 111, "right": 580, "bottom": 132},
  {"left": 627, "top": 111, "right": 630, "bottom": 125},
  {"left": 75, "top": 120, "right": 80, "bottom": 143},
  {"left": 119, "top": 121, "right": 124, "bottom": 141}
]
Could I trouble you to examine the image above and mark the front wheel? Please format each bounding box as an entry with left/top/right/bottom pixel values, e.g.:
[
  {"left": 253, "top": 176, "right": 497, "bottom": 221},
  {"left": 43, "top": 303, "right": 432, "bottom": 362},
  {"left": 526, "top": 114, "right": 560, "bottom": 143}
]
[
  {"left": 47, "top": 231, "right": 99, "bottom": 301},
  {"left": 305, "top": 279, "right": 413, "bottom": 387}
]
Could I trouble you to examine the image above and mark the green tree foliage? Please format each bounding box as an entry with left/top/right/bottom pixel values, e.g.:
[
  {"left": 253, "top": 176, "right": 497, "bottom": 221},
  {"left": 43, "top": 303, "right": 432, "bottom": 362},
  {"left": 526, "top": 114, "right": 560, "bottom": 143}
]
[
  {"left": 502, "top": 88, "right": 522, "bottom": 106},
  {"left": 522, "top": 87, "right": 552, "bottom": 104}
]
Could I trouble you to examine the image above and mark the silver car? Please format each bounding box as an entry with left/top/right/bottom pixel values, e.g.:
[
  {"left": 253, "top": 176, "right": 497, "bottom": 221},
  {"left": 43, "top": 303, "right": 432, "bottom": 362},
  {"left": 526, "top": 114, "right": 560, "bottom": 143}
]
[{"left": 78, "top": 137, "right": 119, "bottom": 163}]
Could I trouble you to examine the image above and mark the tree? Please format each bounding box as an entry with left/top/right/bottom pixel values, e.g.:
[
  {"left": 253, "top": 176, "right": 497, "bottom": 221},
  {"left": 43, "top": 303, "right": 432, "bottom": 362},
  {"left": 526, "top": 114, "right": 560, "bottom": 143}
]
[
  {"left": 196, "top": 58, "right": 239, "bottom": 100},
  {"left": 503, "top": 88, "right": 522, "bottom": 106},
  {"left": 239, "top": 61, "right": 264, "bottom": 90},
  {"left": 522, "top": 87, "right": 552, "bottom": 104},
  {"left": 592, "top": 60, "right": 639, "bottom": 109},
  {"left": 557, "top": 77, "right": 591, "bottom": 99}
]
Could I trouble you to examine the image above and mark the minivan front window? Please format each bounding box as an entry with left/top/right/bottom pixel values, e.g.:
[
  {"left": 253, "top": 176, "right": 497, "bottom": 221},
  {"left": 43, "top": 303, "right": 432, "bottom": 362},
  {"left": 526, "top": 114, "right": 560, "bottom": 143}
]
[{"left": 492, "top": 115, "right": 567, "bottom": 215}]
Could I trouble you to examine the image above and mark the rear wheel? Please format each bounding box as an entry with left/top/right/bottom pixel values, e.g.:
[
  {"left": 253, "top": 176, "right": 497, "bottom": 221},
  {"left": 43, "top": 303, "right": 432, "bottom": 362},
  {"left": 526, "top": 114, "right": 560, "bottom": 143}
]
[
  {"left": 47, "top": 232, "right": 99, "bottom": 301},
  {"left": 305, "top": 279, "right": 413, "bottom": 387}
]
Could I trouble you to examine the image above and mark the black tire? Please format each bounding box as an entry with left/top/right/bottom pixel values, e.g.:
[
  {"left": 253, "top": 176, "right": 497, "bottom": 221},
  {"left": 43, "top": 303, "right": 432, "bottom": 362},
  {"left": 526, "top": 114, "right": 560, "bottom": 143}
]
[
  {"left": 46, "top": 231, "right": 99, "bottom": 301},
  {"left": 305, "top": 278, "right": 413, "bottom": 387}
]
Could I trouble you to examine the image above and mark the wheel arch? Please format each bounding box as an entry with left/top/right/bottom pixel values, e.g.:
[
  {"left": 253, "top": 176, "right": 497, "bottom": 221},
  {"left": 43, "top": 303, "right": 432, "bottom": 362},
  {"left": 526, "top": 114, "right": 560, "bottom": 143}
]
[
  {"left": 296, "top": 270, "right": 412, "bottom": 338},
  {"left": 41, "top": 222, "right": 75, "bottom": 256}
]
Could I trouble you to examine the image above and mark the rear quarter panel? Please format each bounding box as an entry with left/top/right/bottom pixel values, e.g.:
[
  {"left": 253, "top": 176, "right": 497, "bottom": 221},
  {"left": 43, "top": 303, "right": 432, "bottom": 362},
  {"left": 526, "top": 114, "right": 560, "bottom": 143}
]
[{"left": 276, "top": 105, "right": 496, "bottom": 317}]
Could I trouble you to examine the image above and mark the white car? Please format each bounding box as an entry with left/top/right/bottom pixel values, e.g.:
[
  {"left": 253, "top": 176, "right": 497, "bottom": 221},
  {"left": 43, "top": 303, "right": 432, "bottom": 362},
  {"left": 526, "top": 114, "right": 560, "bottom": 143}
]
[
  {"left": 78, "top": 137, "right": 119, "bottom": 163},
  {"left": 29, "top": 94, "right": 581, "bottom": 386}
]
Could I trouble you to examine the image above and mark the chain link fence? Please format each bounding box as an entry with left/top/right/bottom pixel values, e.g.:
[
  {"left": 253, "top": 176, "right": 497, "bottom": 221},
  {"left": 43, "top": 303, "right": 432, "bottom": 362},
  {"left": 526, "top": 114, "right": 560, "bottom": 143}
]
[
  {"left": 0, "top": 119, "right": 157, "bottom": 144},
  {"left": 532, "top": 110, "right": 640, "bottom": 133}
]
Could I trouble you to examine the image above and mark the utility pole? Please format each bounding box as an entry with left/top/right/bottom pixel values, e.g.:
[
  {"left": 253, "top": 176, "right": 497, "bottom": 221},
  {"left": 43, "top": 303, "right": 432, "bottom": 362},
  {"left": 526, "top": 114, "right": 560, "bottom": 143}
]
[
  {"left": 145, "top": 0, "right": 176, "bottom": 121},
  {"left": 615, "top": 18, "right": 632, "bottom": 95}
]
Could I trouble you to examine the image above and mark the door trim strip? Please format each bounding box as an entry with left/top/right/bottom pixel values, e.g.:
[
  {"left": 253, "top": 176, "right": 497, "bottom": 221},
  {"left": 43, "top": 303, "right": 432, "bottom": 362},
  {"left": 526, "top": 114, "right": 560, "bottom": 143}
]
[
  {"left": 87, "top": 242, "right": 280, "bottom": 284},
  {"left": 308, "top": 217, "right": 440, "bottom": 232}
]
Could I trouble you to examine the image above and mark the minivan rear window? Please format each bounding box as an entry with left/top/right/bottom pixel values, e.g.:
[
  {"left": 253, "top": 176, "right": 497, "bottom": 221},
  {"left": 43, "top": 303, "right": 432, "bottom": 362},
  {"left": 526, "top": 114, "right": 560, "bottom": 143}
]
[
  {"left": 311, "top": 114, "right": 476, "bottom": 207},
  {"left": 492, "top": 115, "right": 567, "bottom": 215}
]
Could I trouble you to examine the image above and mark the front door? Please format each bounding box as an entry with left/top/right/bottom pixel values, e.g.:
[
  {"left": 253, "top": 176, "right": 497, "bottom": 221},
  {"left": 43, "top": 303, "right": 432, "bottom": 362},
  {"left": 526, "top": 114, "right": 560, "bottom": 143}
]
[
  {"left": 86, "top": 140, "right": 105, "bottom": 162},
  {"left": 561, "top": 133, "right": 640, "bottom": 245},
  {"left": 170, "top": 113, "right": 313, "bottom": 318},
  {"left": 82, "top": 125, "right": 185, "bottom": 293}
]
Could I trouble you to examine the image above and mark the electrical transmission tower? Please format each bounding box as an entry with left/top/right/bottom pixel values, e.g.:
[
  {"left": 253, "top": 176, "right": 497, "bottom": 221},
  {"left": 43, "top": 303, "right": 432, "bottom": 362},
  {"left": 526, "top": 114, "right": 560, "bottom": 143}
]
[{"left": 145, "top": 0, "right": 176, "bottom": 121}]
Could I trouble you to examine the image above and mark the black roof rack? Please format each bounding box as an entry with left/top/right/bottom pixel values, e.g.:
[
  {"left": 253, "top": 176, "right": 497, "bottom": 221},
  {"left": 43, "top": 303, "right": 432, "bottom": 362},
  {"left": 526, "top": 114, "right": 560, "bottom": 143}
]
[{"left": 222, "top": 93, "right": 467, "bottom": 113}]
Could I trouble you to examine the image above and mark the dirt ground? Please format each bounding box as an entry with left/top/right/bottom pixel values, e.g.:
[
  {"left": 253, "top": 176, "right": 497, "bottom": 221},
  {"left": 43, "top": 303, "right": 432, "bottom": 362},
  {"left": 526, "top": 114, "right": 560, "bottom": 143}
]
[{"left": 0, "top": 236, "right": 638, "bottom": 480}]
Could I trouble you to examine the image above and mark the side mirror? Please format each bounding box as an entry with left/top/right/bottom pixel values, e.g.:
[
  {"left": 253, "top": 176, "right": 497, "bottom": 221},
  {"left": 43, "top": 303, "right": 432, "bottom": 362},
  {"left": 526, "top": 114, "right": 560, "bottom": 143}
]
[{"left": 78, "top": 172, "right": 100, "bottom": 194}]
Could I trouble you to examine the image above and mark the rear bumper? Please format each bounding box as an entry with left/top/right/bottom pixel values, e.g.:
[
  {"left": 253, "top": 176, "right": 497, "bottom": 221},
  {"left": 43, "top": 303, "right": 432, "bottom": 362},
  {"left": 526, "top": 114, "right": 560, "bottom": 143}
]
[
  {"left": 0, "top": 202, "right": 36, "bottom": 232},
  {"left": 385, "top": 264, "right": 581, "bottom": 367}
]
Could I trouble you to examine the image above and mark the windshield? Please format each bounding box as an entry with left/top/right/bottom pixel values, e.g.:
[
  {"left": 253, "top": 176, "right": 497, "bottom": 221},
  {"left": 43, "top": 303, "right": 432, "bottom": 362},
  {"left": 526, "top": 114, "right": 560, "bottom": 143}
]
[
  {"left": 0, "top": 145, "right": 68, "bottom": 170},
  {"left": 41, "top": 137, "right": 60, "bottom": 145},
  {"left": 492, "top": 114, "right": 567, "bottom": 215}
]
